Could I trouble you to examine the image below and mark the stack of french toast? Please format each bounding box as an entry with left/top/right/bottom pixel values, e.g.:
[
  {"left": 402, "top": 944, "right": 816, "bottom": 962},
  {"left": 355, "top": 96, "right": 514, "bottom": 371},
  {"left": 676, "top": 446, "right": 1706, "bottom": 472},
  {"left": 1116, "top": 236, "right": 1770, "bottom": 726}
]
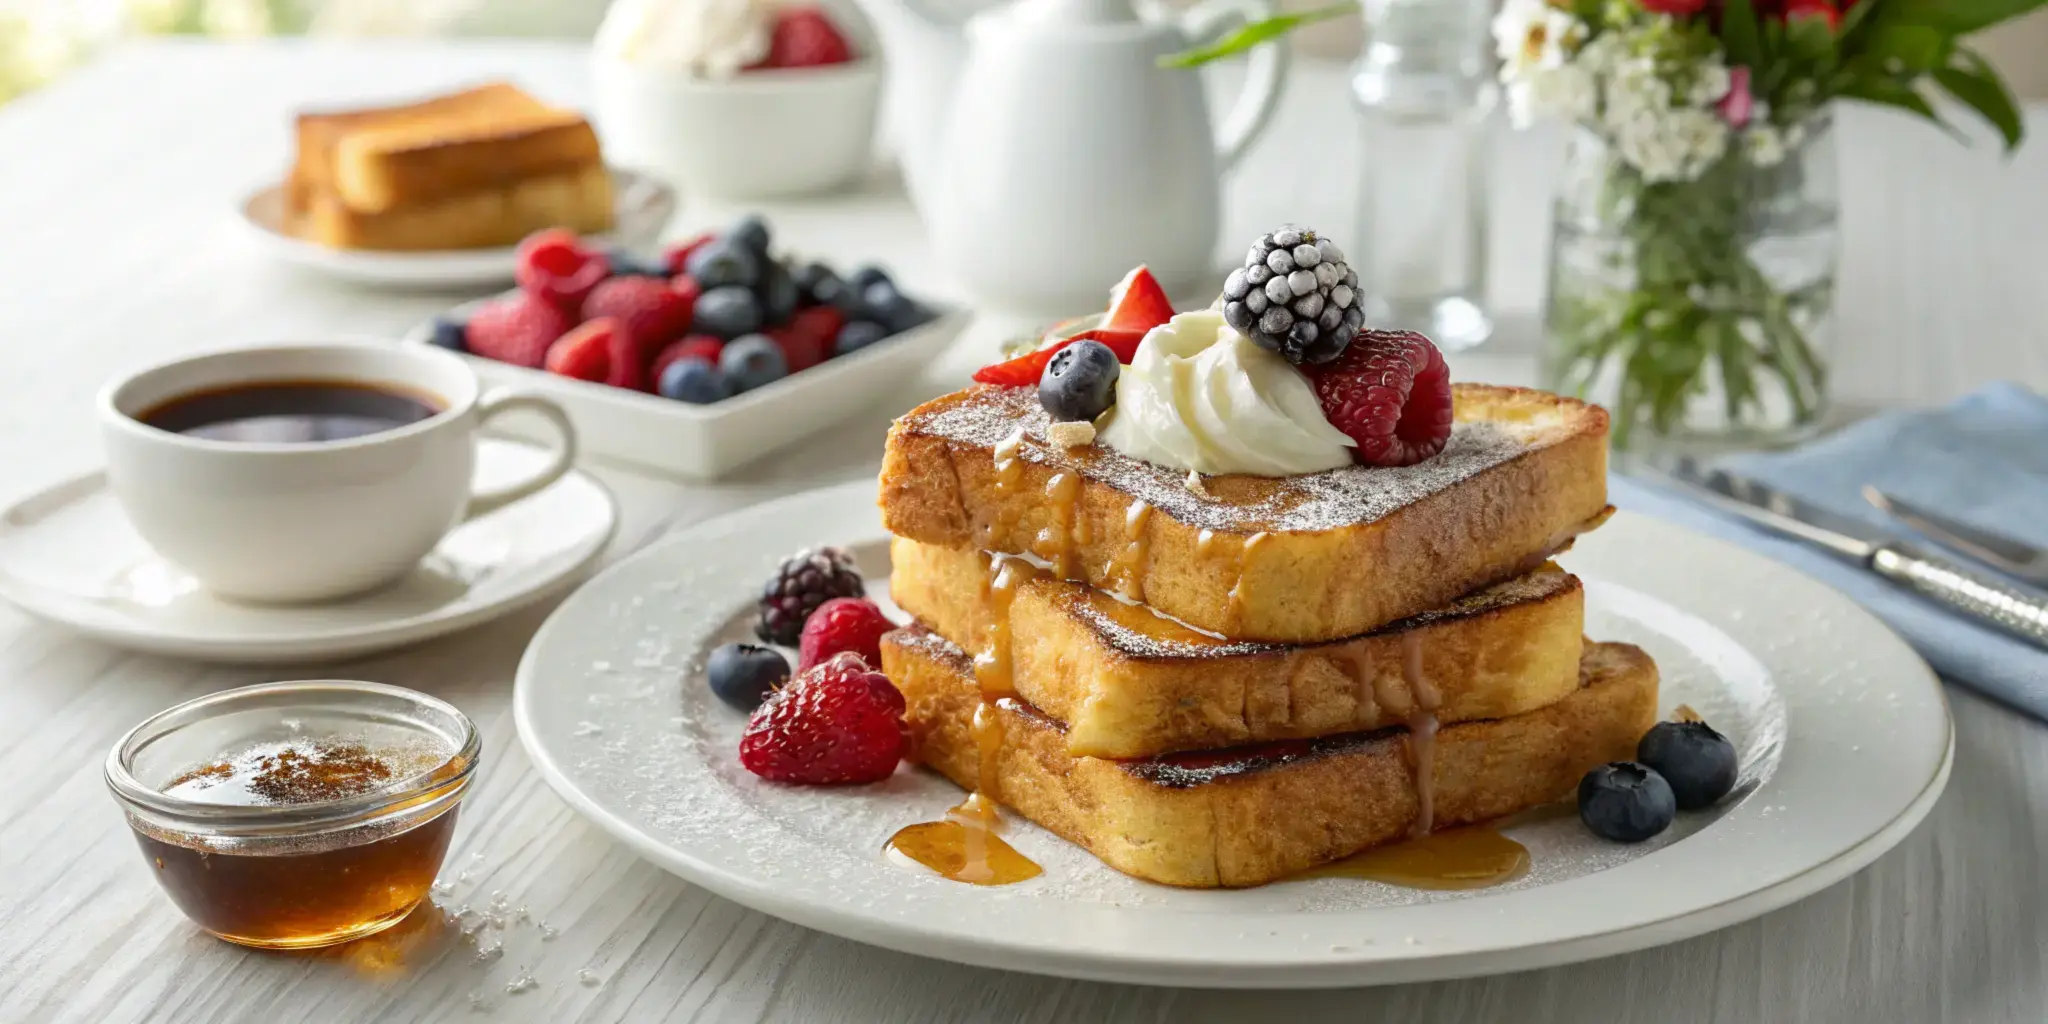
[
  {"left": 287, "top": 82, "right": 615, "bottom": 251},
  {"left": 875, "top": 324, "right": 1659, "bottom": 887}
]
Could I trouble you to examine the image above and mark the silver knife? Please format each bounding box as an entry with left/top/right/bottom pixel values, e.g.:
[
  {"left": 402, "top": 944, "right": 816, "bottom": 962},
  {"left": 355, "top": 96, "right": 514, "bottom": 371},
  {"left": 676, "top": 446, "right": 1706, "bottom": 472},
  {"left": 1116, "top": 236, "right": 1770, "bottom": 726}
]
[{"left": 1664, "top": 458, "right": 2048, "bottom": 650}]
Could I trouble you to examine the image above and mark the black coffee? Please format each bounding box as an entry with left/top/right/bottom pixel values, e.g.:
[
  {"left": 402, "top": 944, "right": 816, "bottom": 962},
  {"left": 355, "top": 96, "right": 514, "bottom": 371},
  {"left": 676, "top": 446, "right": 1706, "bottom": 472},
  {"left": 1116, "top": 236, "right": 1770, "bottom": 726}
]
[{"left": 137, "top": 380, "right": 443, "bottom": 444}]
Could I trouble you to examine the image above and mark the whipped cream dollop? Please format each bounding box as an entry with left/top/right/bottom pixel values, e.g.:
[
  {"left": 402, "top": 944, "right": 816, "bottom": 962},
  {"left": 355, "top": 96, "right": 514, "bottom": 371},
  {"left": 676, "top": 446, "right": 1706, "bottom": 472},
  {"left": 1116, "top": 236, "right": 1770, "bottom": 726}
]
[
  {"left": 1097, "top": 310, "right": 1354, "bottom": 477},
  {"left": 595, "top": 0, "right": 774, "bottom": 78}
]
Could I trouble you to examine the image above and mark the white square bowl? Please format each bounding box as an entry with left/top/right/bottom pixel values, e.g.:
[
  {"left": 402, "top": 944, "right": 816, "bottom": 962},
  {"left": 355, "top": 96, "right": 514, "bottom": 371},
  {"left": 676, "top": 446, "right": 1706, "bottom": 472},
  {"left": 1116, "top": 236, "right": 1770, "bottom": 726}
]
[{"left": 400, "top": 298, "right": 969, "bottom": 478}]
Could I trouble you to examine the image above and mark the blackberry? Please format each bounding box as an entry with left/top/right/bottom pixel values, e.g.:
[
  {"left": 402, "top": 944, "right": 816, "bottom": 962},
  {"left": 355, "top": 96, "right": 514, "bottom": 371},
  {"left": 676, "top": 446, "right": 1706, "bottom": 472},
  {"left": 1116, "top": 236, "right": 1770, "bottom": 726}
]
[
  {"left": 1220, "top": 226, "right": 1364, "bottom": 365},
  {"left": 756, "top": 546, "right": 865, "bottom": 645}
]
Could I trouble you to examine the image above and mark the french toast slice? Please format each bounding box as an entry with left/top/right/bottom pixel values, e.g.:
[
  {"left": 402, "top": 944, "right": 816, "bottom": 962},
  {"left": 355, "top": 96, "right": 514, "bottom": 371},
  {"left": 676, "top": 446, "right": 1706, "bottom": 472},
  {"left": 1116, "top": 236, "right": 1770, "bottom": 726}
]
[
  {"left": 890, "top": 537, "right": 1586, "bottom": 758},
  {"left": 881, "top": 383, "right": 1610, "bottom": 644},
  {"left": 883, "top": 626, "right": 1658, "bottom": 888},
  {"left": 292, "top": 162, "right": 616, "bottom": 251},
  {"left": 290, "top": 82, "right": 604, "bottom": 214}
]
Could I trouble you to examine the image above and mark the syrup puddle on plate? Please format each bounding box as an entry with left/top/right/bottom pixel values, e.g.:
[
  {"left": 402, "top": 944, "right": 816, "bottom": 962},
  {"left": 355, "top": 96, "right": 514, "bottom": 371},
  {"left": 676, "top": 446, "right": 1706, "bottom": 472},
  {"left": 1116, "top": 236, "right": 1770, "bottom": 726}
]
[
  {"left": 885, "top": 816, "right": 1043, "bottom": 886},
  {"left": 1292, "top": 827, "right": 1529, "bottom": 889}
]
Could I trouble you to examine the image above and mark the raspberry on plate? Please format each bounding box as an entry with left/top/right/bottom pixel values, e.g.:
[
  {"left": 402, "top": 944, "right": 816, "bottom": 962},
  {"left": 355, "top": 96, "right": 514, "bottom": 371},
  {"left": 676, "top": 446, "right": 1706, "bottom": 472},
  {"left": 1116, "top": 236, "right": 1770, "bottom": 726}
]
[
  {"left": 663, "top": 234, "right": 715, "bottom": 276},
  {"left": 544, "top": 316, "right": 617, "bottom": 382},
  {"left": 584, "top": 275, "right": 694, "bottom": 390},
  {"left": 1310, "top": 329, "right": 1454, "bottom": 467},
  {"left": 739, "top": 652, "right": 905, "bottom": 785},
  {"left": 466, "top": 293, "right": 575, "bottom": 369},
  {"left": 515, "top": 228, "right": 609, "bottom": 311},
  {"left": 762, "top": 6, "right": 853, "bottom": 69},
  {"left": 798, "top": 597, "right": 897, "bottom": 671}
]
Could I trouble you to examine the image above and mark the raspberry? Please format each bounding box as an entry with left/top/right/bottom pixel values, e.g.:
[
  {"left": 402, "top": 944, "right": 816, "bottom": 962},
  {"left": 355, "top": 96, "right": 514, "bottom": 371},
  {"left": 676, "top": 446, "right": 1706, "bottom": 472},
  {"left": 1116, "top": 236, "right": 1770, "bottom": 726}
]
[
  {"left": 670, "top": 274, "right": 703, "bottom": 313},
  {"left": 544, "top": 316, "right": 616, "bottom": 381},
  {"left": 771, "top": 306, "right": 842, "bottom": 372},
  {"left": 466, "top": 294, "right": 575, "bottom": 369},
  {"left": 663, "top": 235, "right": 715, "bottom": 277},
  {"left": 584, "top": 276, "right": 694, "bottom": 390},
  {"left": 762, "top": 7, "right": 853, "bottom": 69},
  {"left": 758, "top": 546, "right": 864, "bottom": 645},
  {"left": 1310, "top": 329, "right": 1454, "bottom": 467},
  {"left": 798, "top": 597, "right": 897, "bottom": 671},
  {"left": 739, "top": 652, "right": 905, "bottom": 785},
  {"left": 652, "top": 335, "right": 724, "bottom": 383},
  {"left": 515, "top": 228, "right": 609, "bottom": 311}
]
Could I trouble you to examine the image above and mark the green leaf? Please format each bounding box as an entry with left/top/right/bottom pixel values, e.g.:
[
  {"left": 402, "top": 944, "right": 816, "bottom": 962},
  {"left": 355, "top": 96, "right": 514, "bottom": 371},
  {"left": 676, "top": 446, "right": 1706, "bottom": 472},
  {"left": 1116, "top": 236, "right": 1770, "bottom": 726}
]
[
  {"left": 1722, "top": 0, "right": 1762, "bottom": 68},
  {"left": 1859, "top": 22, "right": 1952, "bottom": 72},
  {"left": 1837, "top": 0, "right": 1879, "bottom": 42},
  {"left": 1840, "top": 77, "right": 1957, "bottom": 138},
  {"left": 1873, "top": 0, "right": 2048, "bottom": 36},
  {"left": 1158, "top": 3, "right": 1355, "bottom": 68},
  {"left": 1933, "top": 47, "right": 2026, "bottom": 150},
  {"left": 1784, "top": 13, "right": 1838, "bottom": 62}
]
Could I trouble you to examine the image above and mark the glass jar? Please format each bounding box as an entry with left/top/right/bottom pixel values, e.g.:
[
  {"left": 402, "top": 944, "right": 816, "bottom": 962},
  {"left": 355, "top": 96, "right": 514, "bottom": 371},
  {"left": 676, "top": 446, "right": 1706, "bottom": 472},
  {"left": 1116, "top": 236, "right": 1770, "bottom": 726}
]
[
  {"left": 105, "top": 680, "right": 480, "bottom": 949},
  {"left": 1543, "top": 113, "right": 1840, "bottom": 452}
]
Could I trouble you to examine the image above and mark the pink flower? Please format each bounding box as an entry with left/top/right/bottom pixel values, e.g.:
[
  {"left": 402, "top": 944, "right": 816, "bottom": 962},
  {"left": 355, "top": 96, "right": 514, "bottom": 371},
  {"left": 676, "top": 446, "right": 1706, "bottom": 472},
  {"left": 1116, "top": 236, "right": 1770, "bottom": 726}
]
[{"left": 1717, "top": 65, "right": 1754, "bottom": 128}]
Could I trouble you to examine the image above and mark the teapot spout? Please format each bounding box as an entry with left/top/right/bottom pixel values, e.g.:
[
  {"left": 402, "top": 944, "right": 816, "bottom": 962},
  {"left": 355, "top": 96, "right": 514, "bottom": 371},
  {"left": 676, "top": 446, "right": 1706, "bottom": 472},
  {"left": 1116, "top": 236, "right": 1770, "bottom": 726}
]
[{"left": 854, "top": 0, "right": 968, "bottom": 207}]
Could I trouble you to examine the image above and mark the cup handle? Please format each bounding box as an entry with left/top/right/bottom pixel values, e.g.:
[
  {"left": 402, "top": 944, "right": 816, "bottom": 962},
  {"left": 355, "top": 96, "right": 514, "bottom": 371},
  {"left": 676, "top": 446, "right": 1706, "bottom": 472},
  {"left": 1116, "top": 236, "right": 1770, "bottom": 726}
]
[
  {"left": 464, "top": 391, "right": 579, "bottom": 521},
  {"left": 1180, "top": 0, "right": 1292, "bottom": 173}
]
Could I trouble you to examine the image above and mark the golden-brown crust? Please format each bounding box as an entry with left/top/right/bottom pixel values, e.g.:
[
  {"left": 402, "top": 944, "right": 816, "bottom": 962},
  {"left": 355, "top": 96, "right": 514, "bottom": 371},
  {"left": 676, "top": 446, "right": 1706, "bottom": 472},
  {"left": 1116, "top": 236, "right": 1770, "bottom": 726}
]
[
  {"left": 292, "top": 163, "right": 616, "bottom": 251},
  {"left": 880, "top": 383, "right": 1609, "bottom": 643},
  {"left": 884, "top": 628, "right": 1658, "bottom": 888},
  {"left": 890, "top": 537, "right": 1587, "bottom": 757}
]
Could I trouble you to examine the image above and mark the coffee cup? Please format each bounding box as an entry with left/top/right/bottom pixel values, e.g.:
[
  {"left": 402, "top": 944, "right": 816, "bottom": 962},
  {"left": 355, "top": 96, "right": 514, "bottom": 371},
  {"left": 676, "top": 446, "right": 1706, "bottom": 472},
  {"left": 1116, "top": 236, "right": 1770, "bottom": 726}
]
[{"left": 98, "top": 342, "right": 578, "bottom": 603}]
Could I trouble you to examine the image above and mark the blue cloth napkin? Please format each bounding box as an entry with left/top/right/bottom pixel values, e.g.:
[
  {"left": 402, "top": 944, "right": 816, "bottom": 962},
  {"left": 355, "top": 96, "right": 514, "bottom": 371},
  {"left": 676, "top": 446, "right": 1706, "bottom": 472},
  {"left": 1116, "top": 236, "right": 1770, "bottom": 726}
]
[{"left": 1609, "top": 382, "right": 2048, "bottom": 719}]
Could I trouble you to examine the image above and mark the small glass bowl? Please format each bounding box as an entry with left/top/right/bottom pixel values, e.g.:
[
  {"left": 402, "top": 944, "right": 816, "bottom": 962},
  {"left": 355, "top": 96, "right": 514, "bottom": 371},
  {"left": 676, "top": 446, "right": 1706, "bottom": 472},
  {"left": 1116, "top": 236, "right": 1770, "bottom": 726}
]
[{"left": 105, "top": 680, "right": 481, "bottom": 949}]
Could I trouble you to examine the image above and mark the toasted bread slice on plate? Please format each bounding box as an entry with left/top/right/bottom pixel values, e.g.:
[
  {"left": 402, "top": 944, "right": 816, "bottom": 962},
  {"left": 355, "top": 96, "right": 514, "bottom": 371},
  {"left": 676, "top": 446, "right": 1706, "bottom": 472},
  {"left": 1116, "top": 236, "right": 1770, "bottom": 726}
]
[
  {"left": 881, "top": 383, "right": 1610, "bottom": 644},
  {"left": 292, "top": 162, "right": 616, "bottom": 252},
  {"left": 889, "top": 537, "right": 1587, "bottom": 758},
  {"left": 883, "top": 627, "right": 1658, "bottom": 889}
]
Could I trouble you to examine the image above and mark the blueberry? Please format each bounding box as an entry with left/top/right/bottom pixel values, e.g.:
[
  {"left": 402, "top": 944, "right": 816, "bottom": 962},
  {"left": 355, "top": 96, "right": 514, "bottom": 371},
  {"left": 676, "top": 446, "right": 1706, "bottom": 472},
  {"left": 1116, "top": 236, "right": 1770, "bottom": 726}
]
[
  {"left": 606, "top": 248, "right": 667, "bottom": 278},
  {"left": 1637, "top": 720, "right": 1738, "bottom": 810},
  {"left": 833, "top": 320, "right": 889, "bottom": 357},
  {"left": 792, "top": 262, "right": 842, "bottom": 306},
  {"left": 760, "top": 261, "right": 800, "bottom": 326},
  {"left": 861, "top": 281, "right": 932, "bottom": 333},
  {"left": 725, "top": 214, "right": 771, "bottom": 255},
  {"left": 847, "top": 264, "right": 892, "bottom": 294},
  {"left": 685, "top": 239, "right": 763, "bottom": 290},
  {"left": 1038, "top": 339, "right": 1119, "bottom": 422},
  {"left": 706, "top": 642, "right": 789, "bottom": 710},
  {"left": 720, "top": 334, "right": 788, "bottom": 392},
  {"left": 693, "top": 286, "right": 765, "bottom": 340},
  {"left": 658, "top": 357, "right": 733, "bottom": 404},
  {"left": 1577, "top": 762, "right": 1677, "bottom": 843},
  {"left": 428, "top": 316, "right": 467, "bottom": 352}
]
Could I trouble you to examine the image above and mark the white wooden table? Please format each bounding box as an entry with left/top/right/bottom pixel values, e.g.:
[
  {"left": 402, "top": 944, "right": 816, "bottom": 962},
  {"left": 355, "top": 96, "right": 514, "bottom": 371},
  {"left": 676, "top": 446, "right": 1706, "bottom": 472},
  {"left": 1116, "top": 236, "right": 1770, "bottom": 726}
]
[{"left": 2, "top": 41, "right": 2045, "bottom": 1023}]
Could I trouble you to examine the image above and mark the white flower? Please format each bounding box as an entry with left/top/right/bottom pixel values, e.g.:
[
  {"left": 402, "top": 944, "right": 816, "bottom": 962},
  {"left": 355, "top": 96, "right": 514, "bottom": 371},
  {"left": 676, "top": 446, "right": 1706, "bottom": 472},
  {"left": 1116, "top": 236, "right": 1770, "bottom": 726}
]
[
  {"left": 1745, "top": 126, "right": 1787, "bottom": 166},
  {"left": 1493, "top": 0, "right": 1585, "bottom": 80},
  {"left": 1613, "top": 107, "right": 1729, "bottom": 183},
  {"left": 1574, "top": 32, "right": 1628, "bottom": 75},
  {"left": 1507, "top": 63, "right": 1597, "bottom": 129},
  {"left": 1688, "top": 62, "right": 1732, "bottom": 108}
]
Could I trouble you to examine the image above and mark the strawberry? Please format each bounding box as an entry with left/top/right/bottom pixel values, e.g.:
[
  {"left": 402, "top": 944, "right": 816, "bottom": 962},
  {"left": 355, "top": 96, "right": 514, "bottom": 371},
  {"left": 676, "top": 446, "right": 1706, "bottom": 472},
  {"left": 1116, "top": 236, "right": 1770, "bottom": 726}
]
[
  {"left": 652, "top": 335, "right": 724, "bottom": 384},
  {"left": 515, "top": 228, "right": 609, "bottom": 311},
  {"left": 797, "top": 597, "right": 896, "bottom": 671},
  {"left": 466, "top": 294, "right": 575, "bottom": 369},
  {"left": 970, "top": 328, "right": 1144, "bottom": 387},
  {"left": 662, "top": 234, "right": 715, "bottom": 277},
  {"left": 761, "top": 6, "right": 853, "bottom": 69},
  {"left": 739, "top": 652, "right": 905, "bottom": 785},
  {"left": 1310, "top": 329, "right": 1454, "bottom": 467},
  {"left": 544, "top": 317, "right": 616, "bottom": 382},
  {"left": 1102, "top": 265, "right": 1175, "bottom": 334},
  {"left": 670, "top": 274, "right": 703, "bottom": 312}
]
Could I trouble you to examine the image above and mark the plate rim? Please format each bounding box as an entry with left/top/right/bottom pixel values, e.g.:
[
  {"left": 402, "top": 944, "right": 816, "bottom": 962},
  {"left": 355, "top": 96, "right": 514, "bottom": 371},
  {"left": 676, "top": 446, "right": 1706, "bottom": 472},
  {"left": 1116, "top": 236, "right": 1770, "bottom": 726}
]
[
  {"left": 0, "top": 442, "right": 619, "bottom": 662},
  {"left": 514, "top": 479, "right": 1952, "bottom": 987}
]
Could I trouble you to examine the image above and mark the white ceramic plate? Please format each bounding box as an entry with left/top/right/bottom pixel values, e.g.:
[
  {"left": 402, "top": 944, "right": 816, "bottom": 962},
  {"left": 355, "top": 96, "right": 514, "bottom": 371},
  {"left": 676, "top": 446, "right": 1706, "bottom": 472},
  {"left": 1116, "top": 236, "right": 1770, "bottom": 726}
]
[
  {"left": 235, "top": 167, "right": 676, "bottom": 290},
  {"left": 514, "top": 481, "right": 1951, "bottom": 988},
  {"left": 402, "top": 302, "right": 970, "bottom": 479},
  {"left": 0, "top": 440, "right": 617, "bottom": 664}
]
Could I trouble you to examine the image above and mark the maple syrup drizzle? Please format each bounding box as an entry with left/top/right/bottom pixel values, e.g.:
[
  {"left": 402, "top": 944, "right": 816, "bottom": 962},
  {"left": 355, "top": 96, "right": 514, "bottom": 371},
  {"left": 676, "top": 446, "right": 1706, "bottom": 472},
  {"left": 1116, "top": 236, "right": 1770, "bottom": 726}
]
[
  {"left": 886, "top": 820, "right": 1043, "bottom": 886},
  {"left": 1330, "top": 646, "right": 1377, "bottom": 725},
  {"left": 1295, "top": 827, "right": 1528, "bottom": 889},
  {"left": 1046, "top": 472, "right": 1081, "bottom": 579},
  {"left": 972, "top": 555, "right": 1027, "bottom": 700},
  {"left": 1114, "top": 501, "right": 1152, "bottom": 600},
  {"left": 1196, "top": 529, "right": 1217, "bottom": 557},
  {"left": 1401, "top": 633, "right": 1442, "bottom": 837},
  {"left": 1224, "top": 532, "right": 1268, "bottom": 627}
]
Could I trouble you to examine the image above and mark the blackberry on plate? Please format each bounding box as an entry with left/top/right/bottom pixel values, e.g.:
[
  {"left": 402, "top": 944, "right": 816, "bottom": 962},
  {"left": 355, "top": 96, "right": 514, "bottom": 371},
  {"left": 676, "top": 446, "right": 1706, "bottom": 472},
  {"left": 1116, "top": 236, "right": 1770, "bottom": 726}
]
[
  {"left": 757, "top": 546, "right": 866, "bottom": 645},
  {"left": 1220, "top": 225, "right": 1363, "bottom": 365}
]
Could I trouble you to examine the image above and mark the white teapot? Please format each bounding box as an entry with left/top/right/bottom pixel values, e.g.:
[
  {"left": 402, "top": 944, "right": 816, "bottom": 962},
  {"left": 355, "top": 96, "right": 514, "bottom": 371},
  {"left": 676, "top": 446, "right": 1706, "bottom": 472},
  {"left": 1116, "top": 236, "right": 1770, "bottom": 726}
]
[{"left": 861, "top": 0, "right": 1289, "bottom": 312}]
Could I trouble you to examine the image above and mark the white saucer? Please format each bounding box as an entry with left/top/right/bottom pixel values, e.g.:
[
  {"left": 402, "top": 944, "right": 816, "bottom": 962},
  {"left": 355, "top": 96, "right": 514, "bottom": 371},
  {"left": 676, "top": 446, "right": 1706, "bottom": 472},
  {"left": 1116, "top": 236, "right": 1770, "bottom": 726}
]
[
  {"left": 235, "top": 167, "right": 677, "bottom": 290},
  {"left": 515, "top": 480, "right": 1951, "bottom": 988},
  {"left": 0, "top": 439, "right": 617, "bottom": 663}
]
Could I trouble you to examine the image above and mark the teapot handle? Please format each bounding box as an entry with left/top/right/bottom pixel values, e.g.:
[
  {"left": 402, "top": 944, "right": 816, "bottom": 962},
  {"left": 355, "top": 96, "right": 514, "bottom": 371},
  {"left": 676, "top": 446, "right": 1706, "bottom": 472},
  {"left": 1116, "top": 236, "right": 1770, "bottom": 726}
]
[{"left": 1178, "top": 0, "right": 1292, "bottom": 172}]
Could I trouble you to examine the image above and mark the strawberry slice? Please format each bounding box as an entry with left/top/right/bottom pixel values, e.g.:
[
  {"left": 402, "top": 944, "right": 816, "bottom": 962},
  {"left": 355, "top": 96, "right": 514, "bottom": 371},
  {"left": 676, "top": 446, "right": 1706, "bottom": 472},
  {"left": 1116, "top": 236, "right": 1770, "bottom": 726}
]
[
  {"left": 1102, "top": 266, "right": 1174, "bottom": 333},
  {"left": 970, "top": 328, "right": 1145, "bottom": 387}
]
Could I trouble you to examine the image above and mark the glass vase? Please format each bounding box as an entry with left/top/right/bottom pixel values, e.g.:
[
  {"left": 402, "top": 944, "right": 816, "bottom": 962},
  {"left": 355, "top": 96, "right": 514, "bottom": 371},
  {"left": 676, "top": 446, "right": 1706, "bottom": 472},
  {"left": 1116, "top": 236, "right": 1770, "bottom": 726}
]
[{"left": 1543, "top": 114, "right": 1839, "bottom": 452}]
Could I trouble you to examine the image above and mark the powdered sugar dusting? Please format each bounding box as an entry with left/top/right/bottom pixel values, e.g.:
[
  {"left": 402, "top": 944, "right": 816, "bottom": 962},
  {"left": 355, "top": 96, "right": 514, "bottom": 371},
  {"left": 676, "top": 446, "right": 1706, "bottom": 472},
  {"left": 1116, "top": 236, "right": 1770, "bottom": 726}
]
[{"left": 903, "top": 387, "right": 1537, "bottom": 532}]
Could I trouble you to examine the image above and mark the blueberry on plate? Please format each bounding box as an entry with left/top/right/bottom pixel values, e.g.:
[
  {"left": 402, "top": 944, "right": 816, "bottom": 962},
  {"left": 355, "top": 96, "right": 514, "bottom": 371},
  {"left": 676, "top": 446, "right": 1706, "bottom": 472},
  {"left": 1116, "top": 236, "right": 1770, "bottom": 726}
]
[
  {"left": 685, "top": 238, "right": 764, "bottom": 290},
  {"left": 1636, "top": 720, "right": 1738, "bottom": 810},
  {"left": 658, "top": 357, "right": 733, "bottom": 404},
  {"left": 726, "top": 214, "right": 771, "bottom": 255},
  {"left": 792, "top": 262, "right": 841, "bottom": 306},
  {"left": 1577, "top": 762, "right": 1676, "bottom": 843},
  {"left": 1038, "top": 339, "right": 1120, "bottom": 422},
  {"left": 706, "top": 642, "right": 789, "bottom": 710},
  {"left": 760, "top": 261, "right": 800, "bottom": 326},
  {"left": 833, "top": 320, "right": 890, "bottom": 357},
  {"left": 860, "top": 281, "right": 933, "bottom": 333},
  {"left": 606, "top": 248, "right": 668, "bottom": 279},
  {"left": 693, "top": 286, "right": 765, "bottom": 340},
  {"left": 428, "top": 316, "right": 467, "bottom": 352},
  {"left": 847, "top": 264, "right": 892, "bottom": 294},
  {"left": 720, "top": 334, "right": 788, "bottom": 392}
]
